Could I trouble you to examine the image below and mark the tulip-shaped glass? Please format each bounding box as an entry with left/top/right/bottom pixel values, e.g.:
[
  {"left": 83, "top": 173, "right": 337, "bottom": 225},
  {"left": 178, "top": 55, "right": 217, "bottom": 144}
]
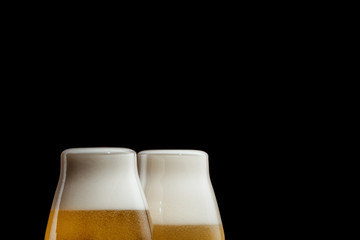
[
  {"left": 45, "top": 148, "right": 152, "bottom": 240},
  {"left": 138, "top": 150, "right": 225, "bottom": 240}
]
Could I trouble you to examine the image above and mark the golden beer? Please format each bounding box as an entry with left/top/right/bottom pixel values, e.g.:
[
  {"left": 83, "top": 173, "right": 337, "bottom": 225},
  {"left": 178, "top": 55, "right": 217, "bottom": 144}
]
[
  {"left": 153, "top": 224, "right": 225, "bottom": 240},
  {"left": 45, "top": 210, "right": 152, "bottom": 240}
]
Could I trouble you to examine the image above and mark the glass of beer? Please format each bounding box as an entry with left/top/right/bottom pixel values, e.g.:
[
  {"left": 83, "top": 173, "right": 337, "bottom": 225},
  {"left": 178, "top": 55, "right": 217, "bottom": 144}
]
[
  {"left": 45, "top": 148, "right": 152, "bottom": 240},
  {"left": 138, "top": 150, "right": 225, "bottom": 240}
]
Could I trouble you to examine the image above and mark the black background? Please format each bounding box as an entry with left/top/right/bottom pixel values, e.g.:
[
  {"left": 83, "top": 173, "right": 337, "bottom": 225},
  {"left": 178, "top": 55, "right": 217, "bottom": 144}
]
[
  {"left": 9, "top": 41, "right": 300, "bottom": 239},
  {"left": 4, "top": 6, "right": 309, "bottom": 238},
  {"left": 12, "top": 51, "right": 293, "bottom": 239}
]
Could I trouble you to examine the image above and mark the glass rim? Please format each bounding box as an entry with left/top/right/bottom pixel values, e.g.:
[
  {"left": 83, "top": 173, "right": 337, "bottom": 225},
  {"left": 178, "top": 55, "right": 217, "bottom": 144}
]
[{"left": 138, "top": 149, "right": 207, "bottom": 157}]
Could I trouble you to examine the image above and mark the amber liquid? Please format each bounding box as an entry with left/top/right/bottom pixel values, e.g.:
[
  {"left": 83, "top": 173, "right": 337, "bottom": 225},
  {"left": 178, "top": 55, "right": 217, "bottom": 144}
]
[
  {"left": 45, "top": 210, "right": 152, "bottom": 240},
  {"left": 153, "top": 224, "right": 225, "bottom": 240}
]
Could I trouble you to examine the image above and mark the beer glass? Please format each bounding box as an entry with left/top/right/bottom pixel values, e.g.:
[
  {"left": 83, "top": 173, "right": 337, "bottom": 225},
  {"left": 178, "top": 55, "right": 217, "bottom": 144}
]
[
  {"left": 45, "top": 148, "right": 152, "bottom": 240},
  {"left": 138, "top": 150, "right": 225, "bottom": 240}
]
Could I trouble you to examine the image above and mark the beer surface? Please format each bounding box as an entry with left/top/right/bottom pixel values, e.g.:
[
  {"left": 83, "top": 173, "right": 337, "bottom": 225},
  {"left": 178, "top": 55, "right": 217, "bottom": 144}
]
[
  {"left": 45, "top": 210, "right": 152, "bottom": 240},
  {"left": 153, "top": 224, "right": 225, "bottom": 240}
]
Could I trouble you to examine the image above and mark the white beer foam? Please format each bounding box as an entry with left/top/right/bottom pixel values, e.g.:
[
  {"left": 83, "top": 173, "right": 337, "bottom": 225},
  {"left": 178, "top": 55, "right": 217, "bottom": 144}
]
[
  {"left": 138, "top": 150, "right": 223, "bottom": 225},
  {"left": 52, "top": 148, "right": 147, "bottom": 211}
]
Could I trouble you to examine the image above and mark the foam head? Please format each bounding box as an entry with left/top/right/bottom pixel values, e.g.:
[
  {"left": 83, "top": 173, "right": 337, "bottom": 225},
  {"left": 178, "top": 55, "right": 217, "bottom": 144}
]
[
  {"left": 138, "top": 150, "right": 223, "bottom": 225},
  {"left": 52, "top": 147, "right": 147, "bottom": 211}
]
